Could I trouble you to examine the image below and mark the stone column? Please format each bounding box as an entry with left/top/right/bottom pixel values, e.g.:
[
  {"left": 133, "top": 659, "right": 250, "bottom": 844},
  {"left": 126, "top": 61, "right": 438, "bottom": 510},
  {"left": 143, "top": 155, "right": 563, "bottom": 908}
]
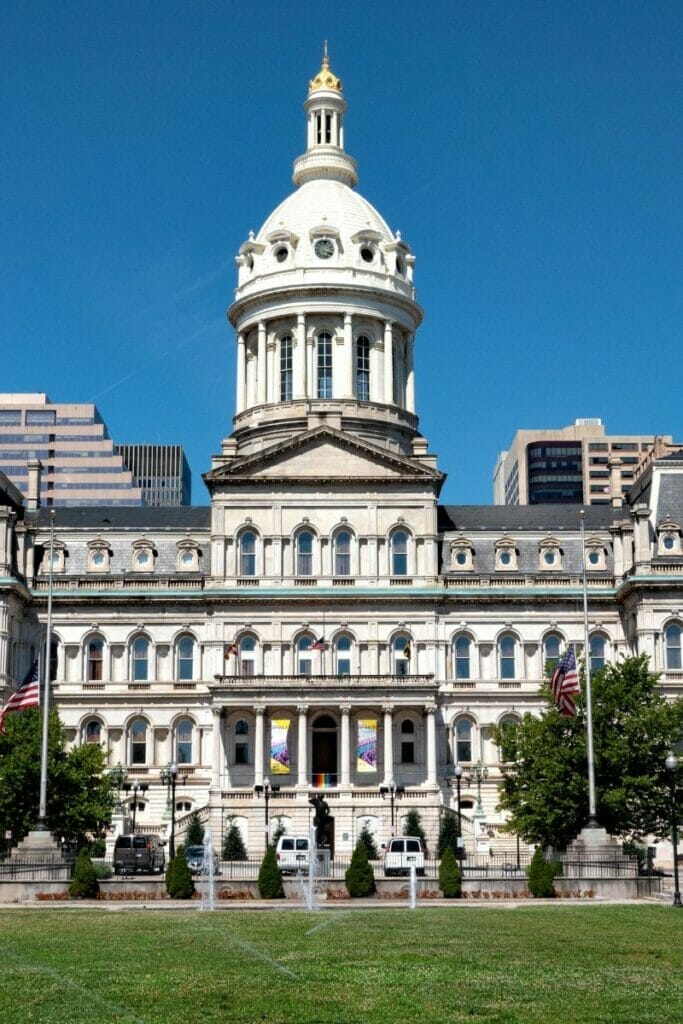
[
  {"left": 383, "top": 321, "right": 394, "bottom": 404},
  {"left": 297, "top": 704, "right": 308, "bottom": 787},
  {"left": 405, "top": 333, "right": 415, "bottom": 413},
  {"left": 254, "top": 706, "right": 265, "bottom": 788},
  {"left": 382, "top": 705, "right": 394, "bottom": 785},
  {"left": 211, "top": 708, "right": 223, "bottom": 789},
  {"left": 425, "top": 703, "right": 437, "bottom": 786},
  {"left": 343, "top": 313, "right": 353, "bottom": 398},
  {"left": 257, "top": 321, "right": 267, "bottom": 404},
  {"left": 266, "top": 337, "right": 276, "bottom": 403},
  {"left": 307, "top": 331, "right": 315, "bottom": 399},
  {"left": 340, "top": 704, "right": 351, "bottom": 786},
  {"left": 294, "top": 313, "right": 306, "bottom": 399},
  {"left": 236, "top": 333, "right": 246, "bottom": 414}
]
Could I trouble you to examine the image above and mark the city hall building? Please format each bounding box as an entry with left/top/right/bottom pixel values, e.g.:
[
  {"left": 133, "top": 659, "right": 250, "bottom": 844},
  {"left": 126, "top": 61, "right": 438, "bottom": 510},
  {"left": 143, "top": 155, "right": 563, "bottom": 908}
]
[{"left": 1, "top": 56, "right": 682, "bottom": 856}]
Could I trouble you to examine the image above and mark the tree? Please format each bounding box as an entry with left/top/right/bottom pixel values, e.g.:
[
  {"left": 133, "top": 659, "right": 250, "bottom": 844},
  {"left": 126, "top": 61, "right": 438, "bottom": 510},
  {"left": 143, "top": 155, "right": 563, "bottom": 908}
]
[
  {"left": 185, "top": 810, "right": 205, "bottom": 847},
  {"left": 69, "top": 850, "right": 100, "bottom": 899},
  {"left": 438, "top": 846, "right": 462, "bottom": 898},
  {"left": 257, "top": 844, "right": 284, "bottom": 899},
  {"left": 345, "top": 839, "right": 376, "bottom": 897},
  {"left": 223, "top": 820, "right": 248, "bottom": 861},
  {"left": 437, "top": 812, "right": 460, "bottom": 858},
  {"left": 402, "top": 808, "right": 428, "bottom": 855},
  {"left": 358, "top": 821, "right": 379, "bottom": 860},
  {"left": 165, "top": 851, "right": 195, "bottom": 898},
  {"left": 527, "top": 847, "right": 560, "bottom": 898},
  {"left": 491, "top": 656, "right": 683, "bottom": 849},
  {"left": 0, "top": 708, "right": 116, "bottom": 847}
]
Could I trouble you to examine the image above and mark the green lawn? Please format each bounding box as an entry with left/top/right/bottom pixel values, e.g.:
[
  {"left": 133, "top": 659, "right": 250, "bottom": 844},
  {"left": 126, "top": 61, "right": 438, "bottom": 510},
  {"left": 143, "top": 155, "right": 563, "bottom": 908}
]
[{"left": 0, "top": 906, "right": 681, "bottom": 1024}]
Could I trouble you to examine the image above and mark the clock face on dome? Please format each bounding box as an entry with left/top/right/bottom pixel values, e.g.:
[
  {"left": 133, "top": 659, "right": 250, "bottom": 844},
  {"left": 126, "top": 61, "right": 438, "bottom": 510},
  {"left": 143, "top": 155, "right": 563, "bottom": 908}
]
[{"left": 314, "top": 238, "right": 335, "bottom": 259}]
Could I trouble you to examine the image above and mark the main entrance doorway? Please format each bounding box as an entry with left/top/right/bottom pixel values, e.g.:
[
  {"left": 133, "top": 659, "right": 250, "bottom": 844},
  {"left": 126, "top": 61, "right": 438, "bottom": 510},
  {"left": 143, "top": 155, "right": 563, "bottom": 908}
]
[{"left": 311, "top": 714, "right": 338, "bottom": 788}]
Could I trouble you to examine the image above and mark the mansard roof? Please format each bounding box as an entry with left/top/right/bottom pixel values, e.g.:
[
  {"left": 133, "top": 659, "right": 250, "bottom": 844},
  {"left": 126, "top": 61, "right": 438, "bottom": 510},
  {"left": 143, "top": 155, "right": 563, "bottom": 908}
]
[
  {"left": 438, "top": 504, "right": 617, "bottom": 533},
  {"left": 28, "top": 506, "right": 211, "bottom": 530}
]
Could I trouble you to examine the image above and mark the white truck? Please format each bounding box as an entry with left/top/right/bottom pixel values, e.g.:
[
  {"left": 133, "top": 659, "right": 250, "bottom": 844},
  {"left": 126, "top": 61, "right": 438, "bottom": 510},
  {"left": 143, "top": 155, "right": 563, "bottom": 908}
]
[
  {"left": 383, "top": 836, "right": 426, "bottom": 876},
  {"left": 275, "top": 835, "right": 311, "bottom": 874}
]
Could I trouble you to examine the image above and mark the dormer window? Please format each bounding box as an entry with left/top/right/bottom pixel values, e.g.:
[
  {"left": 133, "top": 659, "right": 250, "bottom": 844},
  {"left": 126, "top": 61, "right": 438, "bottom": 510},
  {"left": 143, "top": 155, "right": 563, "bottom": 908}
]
[
  {"left": 40, "top": 539, "right": 66, "bottom": 574},
  {"left": 132, "top": 540, "right": 155, "bottom": 573},
  {"left": 450, "top": 538, "right": 474, "bottom": 572},
  {"left": 176, "top": 541, "right": 200, "bottom": 573},
  {"left": 657, "top": 520, "right": 682, "bottom": 556},
  {"left": 360, "top": 245, "right": 374, "bottom": 263},
  {"left": 539, "top": 538, "right": 562, "bottom": 571},
  {"left": 274, "top": 245, "right": 289, "bottom": 264},
  {"left": 585, "top": 537, "right": 607, "bottom": 570},
  {"left": 495, "top": 537, "right": 518, "bottom": 571},
  {"left": 88, "top": 539, "right": 110, "bottom": 573}
]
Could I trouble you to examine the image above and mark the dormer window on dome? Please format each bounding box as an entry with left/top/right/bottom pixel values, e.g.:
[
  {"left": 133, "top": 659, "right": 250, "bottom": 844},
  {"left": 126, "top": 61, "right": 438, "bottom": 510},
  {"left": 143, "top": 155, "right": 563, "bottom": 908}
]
[{"left": 657, "top": 519, "right": 682, "bottom": 556}]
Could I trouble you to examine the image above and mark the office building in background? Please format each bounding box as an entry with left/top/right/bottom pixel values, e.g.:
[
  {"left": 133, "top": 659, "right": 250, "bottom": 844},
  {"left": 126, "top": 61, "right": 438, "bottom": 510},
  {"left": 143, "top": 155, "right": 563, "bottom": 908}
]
[{"left": 115, "top": 444, "right": 191, "bottom": 507}]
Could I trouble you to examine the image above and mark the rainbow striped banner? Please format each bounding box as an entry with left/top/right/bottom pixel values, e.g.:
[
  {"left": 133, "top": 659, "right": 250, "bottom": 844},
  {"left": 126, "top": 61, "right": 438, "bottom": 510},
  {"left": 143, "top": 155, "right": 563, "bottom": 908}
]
[{"left": 311, "top": 773, "right": 336, "bottom": 789}]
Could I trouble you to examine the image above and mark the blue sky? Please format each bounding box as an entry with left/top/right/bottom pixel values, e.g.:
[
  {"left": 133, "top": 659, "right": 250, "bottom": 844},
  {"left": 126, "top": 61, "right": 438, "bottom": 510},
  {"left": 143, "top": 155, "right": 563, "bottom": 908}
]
[{"left": 2, "top": 1, "right": 681, "bottom": 504}]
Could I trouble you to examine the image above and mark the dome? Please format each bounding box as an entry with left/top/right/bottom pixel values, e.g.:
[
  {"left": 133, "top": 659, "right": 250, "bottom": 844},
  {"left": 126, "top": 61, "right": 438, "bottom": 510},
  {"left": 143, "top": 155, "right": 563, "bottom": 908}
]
[{"left": 256, "top": 179, "right": 394, "bottom": 249}]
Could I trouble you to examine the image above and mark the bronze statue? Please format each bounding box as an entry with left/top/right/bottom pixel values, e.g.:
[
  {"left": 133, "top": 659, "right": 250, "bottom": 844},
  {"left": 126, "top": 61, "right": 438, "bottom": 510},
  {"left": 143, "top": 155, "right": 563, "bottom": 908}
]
[{"left": 308, "top": 792, "right": 331, "bottom": 848}]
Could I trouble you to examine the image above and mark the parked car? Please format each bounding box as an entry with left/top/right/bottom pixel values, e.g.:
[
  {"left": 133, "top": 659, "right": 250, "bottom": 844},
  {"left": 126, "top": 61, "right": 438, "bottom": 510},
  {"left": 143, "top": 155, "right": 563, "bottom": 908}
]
[
  {"left": 113, "top": 834, "right": 165, "bottom": 875},
  {"left": 275, "top": 835, "right": 311, "bottom": 874},
  {"left": 184, "top": 845, "right": 220, "bottom": 875},
  {"left": 383, "top": 836, "right": 425, "bottom": 876}
]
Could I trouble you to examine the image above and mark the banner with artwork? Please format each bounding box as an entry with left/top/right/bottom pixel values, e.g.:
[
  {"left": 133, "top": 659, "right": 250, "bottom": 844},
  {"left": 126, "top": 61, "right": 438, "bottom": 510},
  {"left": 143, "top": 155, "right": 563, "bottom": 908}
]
[
  {"left": 270, "top": 718, "right": 290, "bottom": 774},
  {"left": 357, "top": 718, "right": 377, "bottom": 773}
]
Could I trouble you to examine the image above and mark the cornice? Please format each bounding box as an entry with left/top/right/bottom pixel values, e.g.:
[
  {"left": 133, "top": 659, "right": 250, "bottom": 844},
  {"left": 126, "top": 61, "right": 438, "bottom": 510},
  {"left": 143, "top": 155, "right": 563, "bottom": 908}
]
[{"left": 228, "top": 282, "right": 423, "bottom": 328}]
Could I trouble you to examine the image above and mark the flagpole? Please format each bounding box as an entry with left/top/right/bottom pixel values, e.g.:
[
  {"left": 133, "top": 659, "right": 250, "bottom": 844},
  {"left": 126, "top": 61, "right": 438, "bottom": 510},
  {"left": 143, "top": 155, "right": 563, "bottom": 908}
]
[
  {"left": 37, "top": 509, "right": 55, "bottom": 829},
  {"left": 580, "top": 510, "right": 598, "bottom": 827}
]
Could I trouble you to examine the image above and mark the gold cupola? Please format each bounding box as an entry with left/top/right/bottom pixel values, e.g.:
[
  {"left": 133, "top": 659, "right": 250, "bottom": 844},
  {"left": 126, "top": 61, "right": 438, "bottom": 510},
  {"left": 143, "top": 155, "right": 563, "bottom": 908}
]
[{"left": 309, "top": 43, "right": 342, "bottom": 94}]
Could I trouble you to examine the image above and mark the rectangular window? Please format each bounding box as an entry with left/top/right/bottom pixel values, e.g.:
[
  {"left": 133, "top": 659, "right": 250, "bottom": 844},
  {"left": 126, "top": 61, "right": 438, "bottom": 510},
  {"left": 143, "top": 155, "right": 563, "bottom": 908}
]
[
  {"left": 280, "top": 336, "right": 293, "bottom": 402},
  {"left": 317, "top": 334, "right": 333, "bottom": 399},
  {"left": 0, "top": 411, "right": 21, "bottom": 424},
  {"left": 235, "top": 743, "right": 248, "bottom": 765},
  {"left": 401, "top": 741, "right": 415, "bottom": 763},
  {"left": 26, "top": 410, "right": 56, "bottom": 425}
]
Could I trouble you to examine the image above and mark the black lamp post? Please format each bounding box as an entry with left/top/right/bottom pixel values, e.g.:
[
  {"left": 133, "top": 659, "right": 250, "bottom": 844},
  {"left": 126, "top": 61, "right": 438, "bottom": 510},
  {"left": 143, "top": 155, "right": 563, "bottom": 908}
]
[
  {"left": 122, "top": 780, "right": 148, "bottom": 834},
  {"left": 379, "top": 777, "right": 405, "bottom": 835},
  {"left": 444, "top": 765, "right": 464, "bottom": 860},
  {"left": 254, "top": 776, "right": 280, "bottom": 850},
  {"left": 665, "top": 752, "right": 681, "bottom": 908},
  {"left": 467, "top": 760, "right": 489, "bottom": 816},
  {"left": 161, "top": 762, "right": 180, "bottom": 859}
]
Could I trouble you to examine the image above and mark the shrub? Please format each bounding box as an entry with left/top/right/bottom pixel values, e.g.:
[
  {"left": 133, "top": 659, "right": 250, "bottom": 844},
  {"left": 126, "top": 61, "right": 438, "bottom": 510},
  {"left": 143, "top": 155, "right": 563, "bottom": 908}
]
[
  {"left": 402, "top": 808, "right": 428, "bottom": 856},
  {"left": 86, "top": 839, "right": 106, "bottom": 858},
  {"left": 527, "top": 847, "right": 561, "bottom": 898},
  {"left": 69, "top": 850, "right": 99, "bottom": 899},
  {"left": 358, "top": 822, "right": 379, "bottom": 860},
  {"left": 165, "top": 852, "right": 195, "bottom": 899},
  {"left": 223, "top": 821, "right": 248, "bottom": 861},
  {"left": 437, "top": 813, "right": 460, "bottom": 858},
  {"left": 345, "top": 840, "right": 376, "bottom": 897},
  {"left": 438, "top": 846, "right": 462, "bottom": 898},
  {"left": 92, "top": 862, "right": 113, "bottom": 880},
  {"left": 622, "top": 840, "right": 647, "bottom": 873},
  {"left": 185, "top": 811, "right": 205, "bottom": 847},
  {"left": 257, "top": 845, "right": 285, "bottom": 899}
]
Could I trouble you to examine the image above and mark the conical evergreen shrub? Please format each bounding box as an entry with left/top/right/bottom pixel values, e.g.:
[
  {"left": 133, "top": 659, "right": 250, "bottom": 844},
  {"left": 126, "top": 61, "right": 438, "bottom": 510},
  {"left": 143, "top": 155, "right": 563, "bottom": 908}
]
[
  {"left": 358, "top": 822, "right": 379, "bottom": 860},
  {"left": 69, "top": 849, "right": 99, "bottom": 899},
  {"left": 437, "top": 812, "right": 460, "bottom": 858},
  {"left": 345, "top": 839, "right": 376, "bottom": 897},
  {"left": 185, "top": 810, "right": 205, "bottom": 847},
  {"left": 165, "top": 851, "right": 196, "bottom": 899},
  {"left": 402, "top": 808, "right": 428, "bottom": 855},
  {"left": 438, "top": 846, "right": 462, "bottom": 898},
  {"left": 223, "top": 821, "right": 248, "bottom": 861},
  {"left": 527, "top": 846, "right": 559, "bottom": 898},
  {"left": 257, "top": 844, "right": 285, "bottom": 899}
]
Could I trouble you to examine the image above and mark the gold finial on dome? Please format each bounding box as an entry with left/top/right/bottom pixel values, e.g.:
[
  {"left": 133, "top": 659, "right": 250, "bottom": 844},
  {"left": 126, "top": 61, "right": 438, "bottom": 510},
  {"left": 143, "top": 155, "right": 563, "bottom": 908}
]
[{"left": 309, "top": 41, "right": 342, "bottom": 93}]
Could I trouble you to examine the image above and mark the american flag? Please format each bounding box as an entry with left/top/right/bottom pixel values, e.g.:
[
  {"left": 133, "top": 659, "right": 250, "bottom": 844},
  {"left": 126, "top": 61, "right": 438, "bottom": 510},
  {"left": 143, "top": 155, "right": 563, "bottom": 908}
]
[
  {"left": 550, "top": 648, "right": 580, "bottom": 717},
  {"left": 0, "top": 659, "right": 40, "bottom": 734},
  {"left": 310, "top": 636, "right": 327, "bottom": 651}
]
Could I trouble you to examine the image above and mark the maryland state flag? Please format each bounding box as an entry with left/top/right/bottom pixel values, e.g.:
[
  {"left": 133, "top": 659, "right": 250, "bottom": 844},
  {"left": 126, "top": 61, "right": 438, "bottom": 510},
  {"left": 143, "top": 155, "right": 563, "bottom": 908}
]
[
  {"left": 224, "top": 643, "right": 238, "bottom": 660},
  {"left": 402, "top": 641, "right": 411, "bottom": 660}
]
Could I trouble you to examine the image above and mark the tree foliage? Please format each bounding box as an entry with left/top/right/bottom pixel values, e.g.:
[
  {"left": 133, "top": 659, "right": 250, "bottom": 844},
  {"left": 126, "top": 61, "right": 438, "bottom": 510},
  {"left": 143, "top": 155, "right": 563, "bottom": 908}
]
[
  {"left": 165, "top": 851, "right": 195, "bottom": 898},
  {"left": 438, "top": 846, "right": 462, "bottom": 898},
  {"left": 69, "top": 849, "right": 100, "bottom": 899},
  {"left": 185, "top": 810, "right": 205, "bottom": 847},
  {"left": 222, "top": 821, "right": 248, "bottom": 861},
  {"left": 0, "top": 708, "right": 116, "bottom": 847},
  {"left": 402, "top": 808, "right": 428, "bottom": 855},
  {"left": 345, "top": 839, "right": 376, "bottom": 897},
  {"left": 257, "top": 844, "right": 284, "bottom": 899},
  {"left": 357, "top": 821, "right": 379, "bottom": 860},
  {"left": 527, "top": 847, "right": 560, "bottom": 898},
  {"left": 492, "top": 656, "right": 683, "bottom": 848},
  {"left": 437, "top": 812, "right": 460, "bottom": 858}
]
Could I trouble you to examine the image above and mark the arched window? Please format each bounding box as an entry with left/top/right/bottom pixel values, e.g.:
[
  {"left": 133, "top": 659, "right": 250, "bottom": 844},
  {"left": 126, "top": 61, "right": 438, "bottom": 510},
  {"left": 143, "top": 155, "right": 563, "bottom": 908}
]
[
  {"left": 235, "top": 719, "right": 249, "bottom": 764},
  {"left": 400, "top": 719, "right": 415, "bottom": 763},
  {"left": 391, "top": 530, "right": 408, "bottom": 576},
  {"left": 49, "top": 636, "right": 59, "bottom": 682},
  {"left": 177, "top": 635, "right": 194, "bottom": 681},
  {"left": 280, "top": 335, "right": 293, "bottom": 402},
  {"left": 240, "top": 636, "right": 256, "bottom": 676},
  {"left": 335, "top": 636, "right": 352, "bottom": 676},
  {"left": 544, "top": 634, "right": 562, "bottom": 674},
  {"left": 87, "top": 637, "right": 104, "bottom": 681},
  {"left": 356, "top": 335, "right": 370, "bottom": 401},
  {"left": 297, "top": 636, "right": 313, "bottom": 675},
  {"left": 666, "top": 624, "right": 682, "bottom": 670},
  {"left": 334, "top": 531, "right": 351, "bottom": 576},
  {"left": 590, "top": 635, "right": 606, "bottom": 673},
  {"left": 239, "top": 530, "right": 257, "bottom": 576},
  {"left": 296, "top": 530, "right": 314, "bottom": 576},
  {"left": 454, "top": 634, "right": 471, "bottom": 680},
  {"left": 455, "top": 719, "right": 473, "bottom": 763},
  {"left": 393, "top": 636, "right": 411, "bottom": 677},
  {"left": 317, "top": 331, "right": 333, "bottom": 398},
  {"left": 176, "top": 718, "right": 193, "bottom": 764},
  {"left": 84, "top": 720, "right": 101, "bottom": 745},
  {"left": 498, "top": 634, "right": 516, "bottom": 680},
  {"left": 130, "top": 718, "right": 147, "bottom": 764},
  {"left": 132, "top": 637, "right": 149, "bottom": 681}
]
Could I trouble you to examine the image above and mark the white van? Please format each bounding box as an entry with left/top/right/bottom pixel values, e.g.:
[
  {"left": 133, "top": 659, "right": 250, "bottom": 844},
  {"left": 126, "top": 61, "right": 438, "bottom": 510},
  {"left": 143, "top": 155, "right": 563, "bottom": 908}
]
[
  {"left": 383, "top": 836, "right": 425, "bottom": 876},
  {"left": 275, "top": 835, "right": 310, "bottom": 874}
]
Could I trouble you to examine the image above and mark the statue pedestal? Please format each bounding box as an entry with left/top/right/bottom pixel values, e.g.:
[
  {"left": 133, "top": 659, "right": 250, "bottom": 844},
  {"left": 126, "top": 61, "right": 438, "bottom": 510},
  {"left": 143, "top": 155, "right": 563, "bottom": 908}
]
[
  {"left": 6, "top": 830, "right": 71, "bottom": 880},
  {"left": 561, "top": 826, "right": 636, "bottom": 878}
]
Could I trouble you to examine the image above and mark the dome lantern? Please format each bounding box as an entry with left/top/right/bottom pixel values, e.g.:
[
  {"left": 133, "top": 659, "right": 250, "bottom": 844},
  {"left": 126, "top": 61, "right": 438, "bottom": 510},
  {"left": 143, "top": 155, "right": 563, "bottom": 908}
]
[{"left": 293, "top": 44, "right": 358, "bottom": 188}]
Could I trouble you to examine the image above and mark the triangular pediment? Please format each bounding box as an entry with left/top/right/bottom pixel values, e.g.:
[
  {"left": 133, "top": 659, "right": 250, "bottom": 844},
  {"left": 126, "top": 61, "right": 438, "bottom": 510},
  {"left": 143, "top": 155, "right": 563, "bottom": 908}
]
[{"left": 205, "top": 426, "right": 443, "bottom": 486}]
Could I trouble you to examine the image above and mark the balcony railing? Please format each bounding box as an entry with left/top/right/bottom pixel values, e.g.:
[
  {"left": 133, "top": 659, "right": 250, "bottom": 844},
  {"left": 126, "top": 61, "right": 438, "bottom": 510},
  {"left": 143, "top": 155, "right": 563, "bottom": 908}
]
[{"left": 212, "top": 673, "right": 436, "bottom": 689}]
